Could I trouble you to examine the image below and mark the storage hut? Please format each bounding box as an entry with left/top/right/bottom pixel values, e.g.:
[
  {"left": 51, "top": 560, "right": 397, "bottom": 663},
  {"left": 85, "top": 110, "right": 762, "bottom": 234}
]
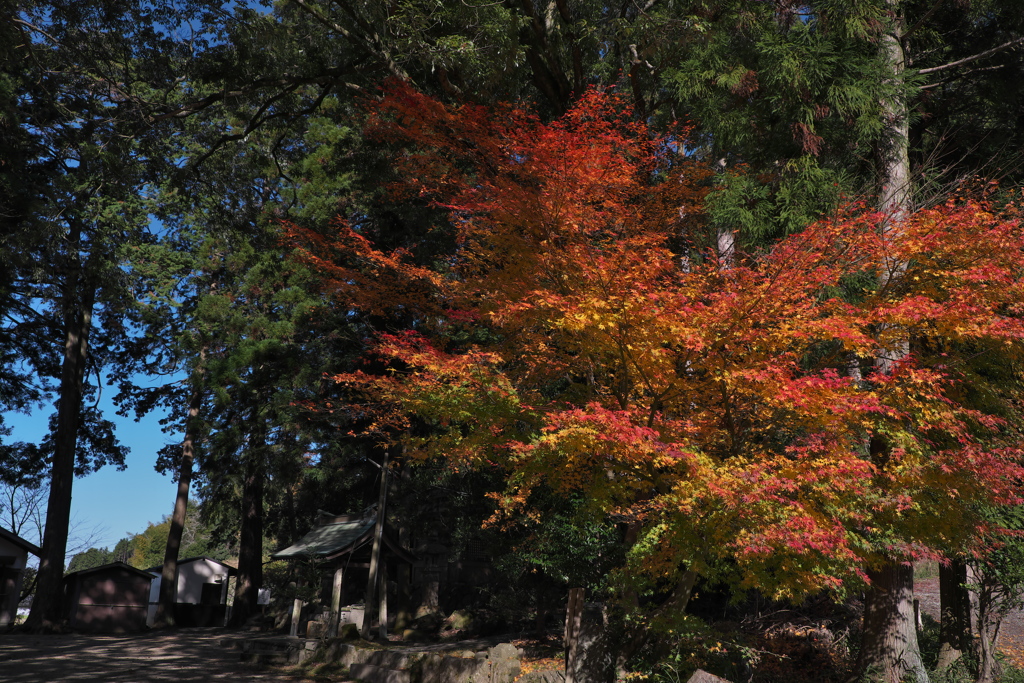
[
  {"left": 0, "top": 527, "right": 41, "bottom": 626},
  {"left": 64, "top": 561, "right": 153, "bottom": 632},
  {"left": 145, "top": 556, "right": 236, "bottom": 626}
]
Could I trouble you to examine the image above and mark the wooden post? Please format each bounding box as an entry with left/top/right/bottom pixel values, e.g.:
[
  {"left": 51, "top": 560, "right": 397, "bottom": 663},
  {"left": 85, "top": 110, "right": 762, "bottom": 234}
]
[
  {"left": 361, "top": 449, "right": 389, "bottom": 638},
  {"left": 290, "top": 579, "right": 304, "bottom": 638},
  {"left": 378, "top": 563, "right": 389, "bottom": 640},
  {"left": 330, "top": 567, "right": 344, "bottom": 636},
  {"left": 564, "top": 587, "right": 585, "bottom": 683}
]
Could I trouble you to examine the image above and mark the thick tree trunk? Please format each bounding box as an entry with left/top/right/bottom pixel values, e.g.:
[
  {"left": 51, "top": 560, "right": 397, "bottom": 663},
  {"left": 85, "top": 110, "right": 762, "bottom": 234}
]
[
  {"left": 25, "top": 259, "right": 95, "bottom": 630},
  {"left": 857, "top": 563, "right": 928, "bottom": 683},
  {"left": 154, "top": 376, "right": 204, "bottom": 628},
  {"left": 936, "top": 559, "right": 971, "bottom": 673},
  {"left": 230, "top": 439, "right": 265, "bottom": 627},
  {"left": 857, "top": 6, "right": 927, "bottom": 682}
]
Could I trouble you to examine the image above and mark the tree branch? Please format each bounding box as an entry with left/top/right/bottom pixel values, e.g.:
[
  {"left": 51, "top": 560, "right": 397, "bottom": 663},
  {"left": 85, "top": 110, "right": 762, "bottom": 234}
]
[
  {"left": 918, "top": 37, "right": 1024, "bottom": 76},
  {"left": 149, "top": 72, "right": 360, "bottom": 122},
  {"left": 290, "top": 0, "right": 411, "bottom": 82},
  {"left": 181, "top": 83, "right": 336, "bottom": 173},
  {"left": 920, "top": 64, "right": 1007, "bottom": 90}
]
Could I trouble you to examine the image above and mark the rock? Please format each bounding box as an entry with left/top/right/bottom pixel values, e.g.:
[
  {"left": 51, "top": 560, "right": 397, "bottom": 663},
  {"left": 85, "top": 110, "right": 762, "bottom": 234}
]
[
  {"left": 401, "top": 628, "right": 429, "bottom": 642},
  {"left": 338, "top": 623, "right": 360, "bottom": 641},
  {"left": 306, "top": 620, "right": 327, "bottom": 639},
  {"left": 349, "top": 662, "right": 413, "bottom": 683},
  {"left": 445, "top": 609, "right": 476, "bottom": 632},
  {"left": 566, "top": 602, "right": 614, "bottom": 683},
  {"left": 417, "top": 652, "right": 489, "bottom": 683},
  {"left": 488, "top": 643, "right": 522, "bottom": 683},
  {"left": 518, "top": 671, "right": 564, "bottom": 683},
  {"left": 412, "top": 612, "right": 443, "bottom": 634},
  {"left": 687, "top": 670, "right": 732, "bottom": 683},
  {"left": 393, "top": 610, "right": 413, "bottom": 632}
]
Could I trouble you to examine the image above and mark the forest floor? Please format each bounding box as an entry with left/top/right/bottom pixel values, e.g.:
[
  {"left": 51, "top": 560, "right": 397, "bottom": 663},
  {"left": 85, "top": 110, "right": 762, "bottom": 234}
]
[{"left": 0, "top": 627, "right": 347, "bottom": 683}]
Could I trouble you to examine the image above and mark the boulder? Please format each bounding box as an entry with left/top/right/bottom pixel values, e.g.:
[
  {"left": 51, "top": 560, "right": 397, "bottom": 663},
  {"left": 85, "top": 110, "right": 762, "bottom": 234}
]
[
  {"left": 338, "top": 623, "right": 360, "bottom": 641},
  {"left": 444, "top": 609, "right": 476, "bottom": 632},
  {"left": 412, "top": 612, "right": 443, "bottom": 634},
  {"left": 488, "top": 643, "right": 522, "bottom": 683},
  {"left": 687, "top": 670, "right": 732, "bottom": 683}
]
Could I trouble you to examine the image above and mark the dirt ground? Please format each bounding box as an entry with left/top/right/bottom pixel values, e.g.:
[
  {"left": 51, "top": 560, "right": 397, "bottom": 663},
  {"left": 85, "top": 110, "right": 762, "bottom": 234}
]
[
  {"left": 916, "top": 576, "right": 1024, "bottom": 666},
  {"left": 4, "top": 593, "right": 1023, "bottom": 682},
  {"left": 0, "top": 627, "right": 345, "bottom": 683}
]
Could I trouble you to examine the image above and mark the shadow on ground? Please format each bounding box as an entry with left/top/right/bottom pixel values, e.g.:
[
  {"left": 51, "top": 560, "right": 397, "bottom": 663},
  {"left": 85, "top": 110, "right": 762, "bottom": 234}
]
[{"left": 0, "top": 627, "right": 325, "bottom": 682}]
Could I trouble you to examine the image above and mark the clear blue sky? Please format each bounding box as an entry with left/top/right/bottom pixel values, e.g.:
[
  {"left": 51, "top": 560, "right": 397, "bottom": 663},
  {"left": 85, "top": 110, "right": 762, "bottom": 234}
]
[{"left": 5, "top": 384, "right": 186, "bottom": 556}]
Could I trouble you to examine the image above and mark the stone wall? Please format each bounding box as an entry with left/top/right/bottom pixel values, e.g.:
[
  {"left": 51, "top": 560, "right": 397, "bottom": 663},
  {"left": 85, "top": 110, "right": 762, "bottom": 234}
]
[{"left": 318, "top": 640, "right": 522, "bottom": 683}]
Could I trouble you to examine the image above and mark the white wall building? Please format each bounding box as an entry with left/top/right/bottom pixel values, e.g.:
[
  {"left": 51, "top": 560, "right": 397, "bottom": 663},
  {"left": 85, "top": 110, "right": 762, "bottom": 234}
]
[
  {"left": 0, "top": 527, "right": 41, "bottom": 626},
  {"left": 146, "top": 556, "right": 236, "bottom": 626}
]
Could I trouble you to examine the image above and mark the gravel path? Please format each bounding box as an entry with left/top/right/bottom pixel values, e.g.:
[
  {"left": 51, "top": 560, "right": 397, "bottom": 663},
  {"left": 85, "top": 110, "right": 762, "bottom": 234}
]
[{"left": 0, "top": 627, "right": 337, "bottom": 683}]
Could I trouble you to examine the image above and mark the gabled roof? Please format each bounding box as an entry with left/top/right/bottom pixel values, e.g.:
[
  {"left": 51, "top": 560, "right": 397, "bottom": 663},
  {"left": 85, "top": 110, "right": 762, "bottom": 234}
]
[
  {"left": 272, "top": 516, "right": 416, "bottom": 564},
  {"left": 64, "top": 561, "right": 155, "bottom": 581},
  {"left": 272, "top": 517, "right": 376, "bottom": 560},
  {"left": 144, "top": 556, "right": 238, "bottom": 575},
  {"left": 0, "top": 527, "right": 41, "bottom": 556}
]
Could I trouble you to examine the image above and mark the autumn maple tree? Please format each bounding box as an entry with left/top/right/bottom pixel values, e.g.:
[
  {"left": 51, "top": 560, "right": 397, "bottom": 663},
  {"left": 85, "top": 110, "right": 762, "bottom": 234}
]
[{"left": 290, "top": 85, "right": 1024, "bottom": 651}]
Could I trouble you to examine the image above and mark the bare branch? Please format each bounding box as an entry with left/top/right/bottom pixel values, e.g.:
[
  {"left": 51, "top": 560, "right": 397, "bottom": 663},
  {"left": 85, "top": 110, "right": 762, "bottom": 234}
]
[
  {"left": 920, "top": 64, "right": 1006, "bottom": 90},
  {"left": 918, "top": 37, "right": 1024, "bottom": 76}
]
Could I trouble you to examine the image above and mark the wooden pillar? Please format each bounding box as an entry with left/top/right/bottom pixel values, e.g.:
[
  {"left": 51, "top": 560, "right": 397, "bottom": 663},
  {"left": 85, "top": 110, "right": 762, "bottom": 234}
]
[
  {"left": 330, "top": 567, "right": 344, "bottom": 636},
  {"left": 290, "top": 579, "right": 304, "bottom": 638},
  {"left": 378, "top": 563, "right": 389, "bottom": 640}
]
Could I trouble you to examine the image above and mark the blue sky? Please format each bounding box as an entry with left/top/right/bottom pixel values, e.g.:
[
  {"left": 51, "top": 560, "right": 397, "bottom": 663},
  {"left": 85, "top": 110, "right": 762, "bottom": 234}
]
[{"left": 5, "top": 389, "right": 186, "bottom": 556}]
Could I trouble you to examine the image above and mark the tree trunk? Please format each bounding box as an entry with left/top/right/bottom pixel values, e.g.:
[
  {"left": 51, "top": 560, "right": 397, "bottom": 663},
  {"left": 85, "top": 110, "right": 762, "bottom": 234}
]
[
  {"left": 716, "top": 226, "right": 735, "bottom": 270},
  {"left": 25, "top": 254, "right": 96, "bottom": 630},
  {"left": 936, "top": 559, "right": 971, "bottom": 673},
  {"left": 857, "top": 563, "right": 928, "bottom": 683},
  {"left": 976, "top": 576, "right": 1002, "bottom": 683},
  {"left": 361, "top": 448, "right": 389, "bottom": 638},
  {"left": 536, "top": 582, "right": 547, "bottom": 637},
  {"left": 230, "top": 435, "right": 265, "bottom": 627},
  {"left": 857, "top": 6, "right": 927, "bottom": 681},
  {"left": 154, "top": 374, "right": 204, "bottom": 628}
]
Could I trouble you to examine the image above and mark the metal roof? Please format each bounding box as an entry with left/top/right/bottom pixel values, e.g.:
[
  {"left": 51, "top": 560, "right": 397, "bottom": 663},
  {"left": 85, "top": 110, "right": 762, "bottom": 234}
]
[
  {"left": 64, "top": 561, "right": 155, "bottom": 581},
  {"left": 271, "top": 517, "right": 377, "bottom": 560}
]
